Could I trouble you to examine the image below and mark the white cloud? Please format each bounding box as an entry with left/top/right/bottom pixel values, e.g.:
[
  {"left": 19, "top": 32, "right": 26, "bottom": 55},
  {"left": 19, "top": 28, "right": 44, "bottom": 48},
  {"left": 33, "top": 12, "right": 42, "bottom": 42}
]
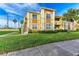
[
  {"left": 0, "top": 3, "right": 40, "bottom": 16},
  {"left": 0, "top": 19, "right": 21, "bottom": 28},
  {"left": 0, "top": 3, "right": 40, "bottom": 28},
  {"left": 8, "top": 20, "right": 21, "bottom": 28},
  {"left": 0, "top": 19, "right": 7, "bottom": 25},
  {"left": 0, "top": 3, "right": 23, "bottom": 16}
]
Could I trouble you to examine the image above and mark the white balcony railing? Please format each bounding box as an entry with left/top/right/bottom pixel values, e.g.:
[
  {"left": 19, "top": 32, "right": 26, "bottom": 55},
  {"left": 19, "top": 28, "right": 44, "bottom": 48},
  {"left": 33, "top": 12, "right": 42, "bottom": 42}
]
[{"left": 55, "top": 21, "right": 61, "bottom": 25}]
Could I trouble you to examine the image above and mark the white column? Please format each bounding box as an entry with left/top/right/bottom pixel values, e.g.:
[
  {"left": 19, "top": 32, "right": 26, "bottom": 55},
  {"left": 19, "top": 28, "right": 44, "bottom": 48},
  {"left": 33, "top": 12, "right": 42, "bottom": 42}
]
[
  {"left": 26, "top": 12, "right": 30, "bottom": 34},
  {"left": 40, "top": 9, "right": 44, "bottom": 31},
  {"left": 62, "top": 21, "right": 65, "bottom": 30},
  {"left": 52, "top": 11, "right": 55, "bottom": 31},
  {"left": 66, "top": 21, "right": 68, "bottom": 30},
  {"left": 73, "top": 21, "right": 76, "bottom": 30},
  {"left": 66, "top": 21, "right": 69, "bottom": 30}
]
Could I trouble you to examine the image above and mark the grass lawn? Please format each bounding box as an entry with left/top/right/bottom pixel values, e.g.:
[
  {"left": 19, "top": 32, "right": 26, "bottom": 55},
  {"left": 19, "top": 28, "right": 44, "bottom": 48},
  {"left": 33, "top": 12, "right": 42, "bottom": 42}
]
[
  {"left": 0, "top": 31, "right": 17, "bottom": 35},
  {"left": 0, "top": 32, "right": 79, "bottom": 54}
]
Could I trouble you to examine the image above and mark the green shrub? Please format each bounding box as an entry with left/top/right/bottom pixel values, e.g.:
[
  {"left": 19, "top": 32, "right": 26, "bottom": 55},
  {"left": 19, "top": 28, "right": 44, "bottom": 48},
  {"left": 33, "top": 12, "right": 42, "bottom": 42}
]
[
  {"left": 76, "top": 29, "right": 79, "bottom": 31},
  {"left": 58, "top": 29, "right": 68, "bottom": 32},
  {"left": 29, "top": 29, "right": 68, "bottom": 33},
  {"left": 38, "top": 30, "right": 58, "bottom": 33},
  {"left": 19, "top": 28, "right": 21, "bottom": 34}
]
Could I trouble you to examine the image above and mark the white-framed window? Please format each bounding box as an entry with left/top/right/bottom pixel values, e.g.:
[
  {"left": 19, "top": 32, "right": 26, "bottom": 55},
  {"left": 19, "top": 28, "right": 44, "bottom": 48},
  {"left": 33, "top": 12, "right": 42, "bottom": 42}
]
[
  {"left": 46, "top": 24, "right": 51, "bottom": 30},
  {"left": 46, "top": 13, "right": 51, "bottom": 20},
  {"left": 32, "top": 24, "right": 37, "bottom": 30},
  {"left": 32, "top": 14, "right": 37, "bottom": 20}
]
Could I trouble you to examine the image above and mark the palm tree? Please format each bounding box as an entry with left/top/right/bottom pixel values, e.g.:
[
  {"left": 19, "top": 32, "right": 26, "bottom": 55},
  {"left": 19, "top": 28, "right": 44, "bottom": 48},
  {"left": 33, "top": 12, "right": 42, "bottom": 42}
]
[
  {"left": 13, "top": 19, "right": 17, "bottom": 28},
  {"left": 20, "top": 20, "right": 23, "bottom": 27},
  {"left": 75, "top": 9, "right": 79, "bottom": 21},
  {"left": 6, "top": 12, "right": 9, "bottom": 28},
  {"left": 63, "top": 8, "right": 79, "bottom": 21},
  {"left": 63, "top": 8, "right": 77, "bottom": 30},
  {"left": 63, "top": 12, "right": 69, "bottom": 21}
]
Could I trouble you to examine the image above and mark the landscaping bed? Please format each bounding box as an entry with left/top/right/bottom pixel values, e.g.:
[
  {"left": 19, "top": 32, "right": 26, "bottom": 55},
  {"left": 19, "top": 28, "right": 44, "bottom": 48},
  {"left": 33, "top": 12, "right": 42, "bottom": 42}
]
[{"left": 0, "top": 32, "right": 79, "bottom": 54}]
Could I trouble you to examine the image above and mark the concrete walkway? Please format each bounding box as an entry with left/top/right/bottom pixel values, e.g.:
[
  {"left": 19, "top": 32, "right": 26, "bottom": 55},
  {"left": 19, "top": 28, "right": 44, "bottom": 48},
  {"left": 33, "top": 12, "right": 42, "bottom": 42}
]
[
  {"left": 0, "top": 32, "right": 20, "bottom": 37},
  {"left": 1, "top": 39, "right": 79, "bottom": 56}
]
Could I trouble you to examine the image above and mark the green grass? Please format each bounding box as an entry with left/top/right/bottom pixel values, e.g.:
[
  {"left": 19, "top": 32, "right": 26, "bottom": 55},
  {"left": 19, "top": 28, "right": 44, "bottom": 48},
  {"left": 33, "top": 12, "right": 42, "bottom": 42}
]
[
  {"left": 0, "top": 32, "right": 79, "bottom": 54},
  {"left": 0, "top": 31, "right": 17, "bottom": 35}
]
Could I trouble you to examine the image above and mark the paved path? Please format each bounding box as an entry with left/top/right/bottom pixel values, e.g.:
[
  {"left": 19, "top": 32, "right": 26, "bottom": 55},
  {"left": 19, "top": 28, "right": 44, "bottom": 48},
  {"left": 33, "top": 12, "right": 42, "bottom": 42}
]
[
  {"left": 1, "top": 39, "right": 79, "bottom": 56},
  {"left": 0, "top": 32, "right": 20, "bottom": 37}
]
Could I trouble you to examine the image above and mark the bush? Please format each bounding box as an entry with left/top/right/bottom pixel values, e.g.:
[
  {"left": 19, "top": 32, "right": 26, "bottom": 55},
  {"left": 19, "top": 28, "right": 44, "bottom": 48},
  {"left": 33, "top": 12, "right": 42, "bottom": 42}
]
[
  {"left": 19, "top": 28, "right": 21, "bottom": 34},
  {"left": 29, "top": 29, "right": 69, "bottom": 33},
  {"left": 38, "top": 30, "right": 58, "bottom": 33},
  {"left": 76, "top": 29, "right": 79, "bottom": 31},
  {"left": 58, "top": 29, "right": 68, "bottom": 32}
]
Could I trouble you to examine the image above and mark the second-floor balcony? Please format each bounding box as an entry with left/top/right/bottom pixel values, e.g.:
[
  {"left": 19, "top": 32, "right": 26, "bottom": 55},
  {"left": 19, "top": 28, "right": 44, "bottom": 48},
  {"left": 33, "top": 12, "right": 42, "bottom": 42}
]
[{"left": 55, "top": 21, "right": 61, "bottom": 25}]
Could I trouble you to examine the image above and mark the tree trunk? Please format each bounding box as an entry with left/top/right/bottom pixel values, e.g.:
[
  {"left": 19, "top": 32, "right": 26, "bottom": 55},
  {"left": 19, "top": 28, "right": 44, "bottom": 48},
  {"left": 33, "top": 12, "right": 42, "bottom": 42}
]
[{"left": 7, "top": 13, "right": 9, "bottom": 28}]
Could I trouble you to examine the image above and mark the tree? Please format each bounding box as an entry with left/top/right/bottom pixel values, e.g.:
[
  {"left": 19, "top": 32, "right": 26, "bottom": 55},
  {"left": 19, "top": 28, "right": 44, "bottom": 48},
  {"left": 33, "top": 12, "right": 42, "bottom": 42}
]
[
  {"left": 62, "top": 8, "right": 79, "bottom": 30},
  {"left": 13, "top": 19, "right": 17, "bottom": 28},
  {"left": 63, "top": 8, "right": 79, "bottom": 22},
  {"left": 6, "top": 13, "right": 9, "bottom": 28},
  {"left": 75, "top": 9, "right": 79, "bottom": 21},
  {"left": 20, "top": 20, "right": 23, "bottom": 27}
]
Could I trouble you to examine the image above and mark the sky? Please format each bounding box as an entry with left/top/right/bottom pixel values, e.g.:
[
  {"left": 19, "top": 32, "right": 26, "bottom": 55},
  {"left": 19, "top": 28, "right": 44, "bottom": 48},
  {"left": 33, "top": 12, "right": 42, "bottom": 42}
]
[{"left": 0, "top": 3, "right": 79, "bottom": 28}]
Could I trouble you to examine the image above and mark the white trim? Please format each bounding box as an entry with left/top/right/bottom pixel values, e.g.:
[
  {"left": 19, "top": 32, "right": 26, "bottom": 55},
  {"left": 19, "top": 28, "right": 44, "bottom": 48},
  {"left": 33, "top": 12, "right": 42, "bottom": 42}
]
[
  {"left": 46, "top": 23, "right": 51, "bottom": 30},
  {"left": 62, "top": 21, "right": 66, "bottom": 30},
  {"left": 40, "top": 7, "right": 55, "bottom": 11},
  {"left": 62, "top": 21, "right": 64, "bottom": 30},
  {"left": 40, "top": 9, "right": 44, "bottom": 31},
  {"left": 66, "top": 21, "right": 68, "bottom": 30},
  {"left": 27, "top": 12, "right": 30, "bottom": 33},
  {"left": 73, "top": 21, "right": 76, "bottom": 30},
  {"left": 52, "top": 11, "right": 55, "bottom": 31},
  {"left": 32, "top": 23, "right": 37, "bottom": 30}
]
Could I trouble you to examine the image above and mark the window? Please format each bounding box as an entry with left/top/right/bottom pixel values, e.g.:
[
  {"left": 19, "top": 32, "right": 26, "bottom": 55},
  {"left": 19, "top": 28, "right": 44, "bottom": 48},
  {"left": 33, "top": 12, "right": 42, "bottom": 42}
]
[
  {"left": 32, "top": 14, "right": 37, "bottom": 19},
  {"left": 32, "top": 24, "right": 37, "bottom": 30},
  {"left": 46, "top": 24, "right": 51, "bottom": 30},
  {"left": 46, "top": 13, "right": 51, "bottom": 19}
]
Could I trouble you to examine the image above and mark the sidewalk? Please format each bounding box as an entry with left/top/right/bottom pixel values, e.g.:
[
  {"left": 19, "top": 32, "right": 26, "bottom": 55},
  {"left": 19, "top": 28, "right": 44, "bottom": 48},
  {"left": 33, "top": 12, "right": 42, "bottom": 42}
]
[{"left": 0, "top": 32, "right": 20, "bottom": 37}]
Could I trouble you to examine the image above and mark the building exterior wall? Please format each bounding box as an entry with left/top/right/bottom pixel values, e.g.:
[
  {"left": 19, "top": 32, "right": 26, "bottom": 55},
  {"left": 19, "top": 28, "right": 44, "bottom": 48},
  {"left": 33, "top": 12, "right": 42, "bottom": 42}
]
[
  {"left": 21, "top": 16, "right": 28, "bottom": 34},
  {"left": 41, "top": 8, "right": 55, "bottom": 31},
  {"left": 69, "top": 22, "right": 75, "bottom": 30},
  {"left": 25, "top": 8, "right": 55, "bottom": 32},
  {"left": 75, "top": 21, "right": 79, "bottom": 30},
  {"left": 55, "top": 16, "right": 62, "bottom": 30},
  {"left": 28, "top": 12, "right": 41, "bottom": 32},
  {"left": 76, "top": 23, "right": 79, "bottom": 30},
  {"left": 62, "top": 21, "right": 78, "bottom": 31}
]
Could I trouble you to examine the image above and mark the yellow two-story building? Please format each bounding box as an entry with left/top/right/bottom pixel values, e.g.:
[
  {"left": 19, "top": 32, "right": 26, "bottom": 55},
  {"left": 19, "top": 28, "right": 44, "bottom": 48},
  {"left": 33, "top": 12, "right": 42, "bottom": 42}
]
[{"left": 22, "top": 7, "right": 55, "bottom": 33}]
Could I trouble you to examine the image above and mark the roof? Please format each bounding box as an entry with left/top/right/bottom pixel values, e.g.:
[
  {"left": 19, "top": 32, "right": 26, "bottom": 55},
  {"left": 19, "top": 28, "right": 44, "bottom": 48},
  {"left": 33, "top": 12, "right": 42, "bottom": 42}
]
[
  {"left": 40, "top": 7, "right": 55, "bottom": 11},
  {"left": 26, "top": 10, "right": 40, "bottom": 14},
  {"left": 26, "top": 7, "right": 56, "bottom": 15},
  {"left": 55, "top": 16, "right": 62, "bottom": 18}
]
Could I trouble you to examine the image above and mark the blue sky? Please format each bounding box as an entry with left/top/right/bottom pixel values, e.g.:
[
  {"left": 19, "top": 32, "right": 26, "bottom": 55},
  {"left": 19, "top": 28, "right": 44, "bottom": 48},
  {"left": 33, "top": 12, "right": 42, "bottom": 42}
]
[
  {"left": 0, "top": 3, "right": 79, "bottom": 28},
  {"left": 39, "top": 3, "right": 79, "bottom": 15},
  {"left": 1, "top": 3, "right": 79, "bottom": 16}
]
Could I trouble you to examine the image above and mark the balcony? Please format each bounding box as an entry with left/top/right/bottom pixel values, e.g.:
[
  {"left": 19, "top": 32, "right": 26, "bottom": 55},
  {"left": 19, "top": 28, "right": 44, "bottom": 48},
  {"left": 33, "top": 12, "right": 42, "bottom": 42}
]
[{"left": 55, "top": 21, "right": 61, "bottom": 25}]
